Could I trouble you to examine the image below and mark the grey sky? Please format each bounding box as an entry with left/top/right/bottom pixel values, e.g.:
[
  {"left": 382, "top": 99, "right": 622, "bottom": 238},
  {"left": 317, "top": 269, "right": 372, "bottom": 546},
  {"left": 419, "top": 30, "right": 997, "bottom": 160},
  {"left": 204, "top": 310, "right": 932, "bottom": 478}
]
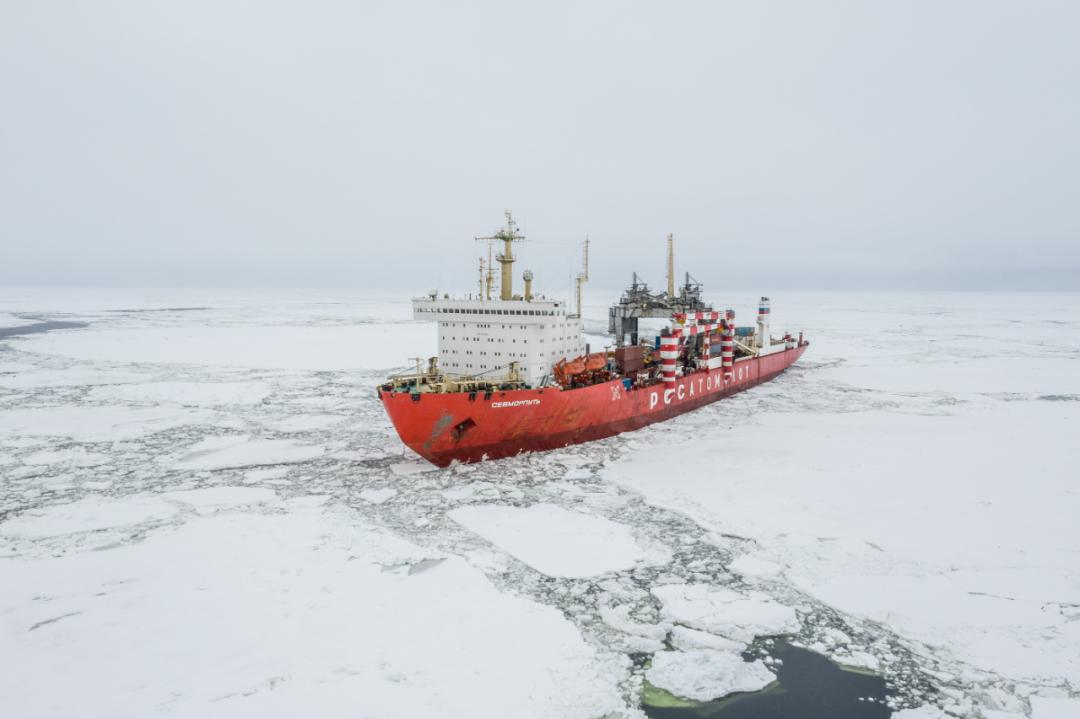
[{"left": 2, "top": 1, "right": 1078, "bottom": 292}]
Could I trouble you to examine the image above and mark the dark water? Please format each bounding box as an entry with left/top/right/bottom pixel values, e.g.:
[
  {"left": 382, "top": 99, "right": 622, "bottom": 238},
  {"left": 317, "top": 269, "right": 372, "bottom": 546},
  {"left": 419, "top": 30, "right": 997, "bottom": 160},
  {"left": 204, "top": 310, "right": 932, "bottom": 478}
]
[
  {"left": 644, "top": 640, "right": 893, "bottom": 719},
  {"left": 0, "top": 320, "right": 87, "bottom": 340}
]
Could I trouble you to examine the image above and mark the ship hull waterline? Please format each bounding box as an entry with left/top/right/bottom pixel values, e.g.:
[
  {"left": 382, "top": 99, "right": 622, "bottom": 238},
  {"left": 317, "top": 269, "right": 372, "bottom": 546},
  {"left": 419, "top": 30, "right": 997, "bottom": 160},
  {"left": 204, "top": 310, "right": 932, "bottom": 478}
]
[{"left": 381, "top": 343, "right": 808, "bottom": 467}]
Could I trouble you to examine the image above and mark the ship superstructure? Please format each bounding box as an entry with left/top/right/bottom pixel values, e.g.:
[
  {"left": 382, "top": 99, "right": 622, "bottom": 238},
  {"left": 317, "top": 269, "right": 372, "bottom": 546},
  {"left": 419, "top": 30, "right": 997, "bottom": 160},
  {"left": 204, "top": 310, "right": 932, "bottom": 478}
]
[
  {"left": 413, "top": 295, "right": 582, "bottom": 386},
  {"left": 412, "top": 211, "right": 583, "bottom": 387},
  {"left": 379, "top": 213, "right": 808, "bottom": 466}
]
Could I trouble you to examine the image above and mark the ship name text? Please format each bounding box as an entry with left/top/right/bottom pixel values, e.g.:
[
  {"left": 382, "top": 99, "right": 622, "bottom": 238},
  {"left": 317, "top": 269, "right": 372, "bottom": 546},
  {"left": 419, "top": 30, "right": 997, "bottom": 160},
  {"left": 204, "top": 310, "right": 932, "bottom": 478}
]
[{"left": 491, "top": 399, "right": 542, "bottom": 408}]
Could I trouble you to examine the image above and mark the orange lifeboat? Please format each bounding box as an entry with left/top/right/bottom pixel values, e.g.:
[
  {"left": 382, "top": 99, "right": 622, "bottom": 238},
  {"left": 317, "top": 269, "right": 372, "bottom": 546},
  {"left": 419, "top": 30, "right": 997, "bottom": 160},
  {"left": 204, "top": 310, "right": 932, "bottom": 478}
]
[
  {"left": 584, "top": 352, "right": 607, "bottom": 371},
  {"left": 554, "top": 353, "right": 609, "bottom": 387},
  {"left": 563, "top": 357, "right": 586, "bottom": 375},
  {"left": 552, "top": 358, "right": 583, "bottom": 387}
]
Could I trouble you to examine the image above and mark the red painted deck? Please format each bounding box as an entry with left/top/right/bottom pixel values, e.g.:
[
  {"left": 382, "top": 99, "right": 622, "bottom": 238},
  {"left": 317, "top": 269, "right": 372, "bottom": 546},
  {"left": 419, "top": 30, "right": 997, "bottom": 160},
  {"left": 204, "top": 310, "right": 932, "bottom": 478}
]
[{"left": 380, "top": 343, "right": 808, "bottom": 466}]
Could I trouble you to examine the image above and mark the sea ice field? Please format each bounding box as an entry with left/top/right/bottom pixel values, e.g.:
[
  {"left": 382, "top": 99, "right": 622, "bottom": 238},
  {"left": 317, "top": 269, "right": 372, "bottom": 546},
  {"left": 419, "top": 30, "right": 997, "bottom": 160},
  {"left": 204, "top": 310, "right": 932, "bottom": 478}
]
[{"left": 1, "top": 288, "right": 1077, "bottom": 719}]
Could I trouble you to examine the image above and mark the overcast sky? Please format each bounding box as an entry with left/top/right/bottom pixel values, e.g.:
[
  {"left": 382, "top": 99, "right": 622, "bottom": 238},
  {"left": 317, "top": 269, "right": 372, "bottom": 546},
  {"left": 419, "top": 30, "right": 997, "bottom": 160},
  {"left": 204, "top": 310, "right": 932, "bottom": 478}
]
[{"left": 2, "top": 1, "right": 1077, "bottom": 292}]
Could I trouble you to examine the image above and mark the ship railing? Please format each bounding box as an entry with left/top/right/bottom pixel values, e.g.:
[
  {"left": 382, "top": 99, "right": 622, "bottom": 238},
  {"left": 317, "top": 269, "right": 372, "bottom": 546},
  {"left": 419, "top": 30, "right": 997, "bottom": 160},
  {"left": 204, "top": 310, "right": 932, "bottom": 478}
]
[{"left": 384, "top": 362, "right": 530, "bottom": 395}]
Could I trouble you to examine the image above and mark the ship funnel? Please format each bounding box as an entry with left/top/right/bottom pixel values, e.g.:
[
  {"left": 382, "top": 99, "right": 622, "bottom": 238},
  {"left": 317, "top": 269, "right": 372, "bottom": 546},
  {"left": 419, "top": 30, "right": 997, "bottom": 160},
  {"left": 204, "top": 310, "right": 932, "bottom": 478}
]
[
  {"left": 757, "top": 297, "right": 771, "bottom": 349},
  {"left": 523, "top": 270, "right": 534, "bottom": 302}
]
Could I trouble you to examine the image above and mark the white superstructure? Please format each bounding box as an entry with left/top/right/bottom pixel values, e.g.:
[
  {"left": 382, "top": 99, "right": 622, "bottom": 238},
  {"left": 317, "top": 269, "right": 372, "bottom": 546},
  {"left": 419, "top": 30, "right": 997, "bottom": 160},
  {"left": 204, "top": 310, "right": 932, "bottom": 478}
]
[
  {"left": 409, "top": 211, "right": 589, "bottom": 386},
  {"left": 413, "top": 296, "right": 584, "bottom": 386}
]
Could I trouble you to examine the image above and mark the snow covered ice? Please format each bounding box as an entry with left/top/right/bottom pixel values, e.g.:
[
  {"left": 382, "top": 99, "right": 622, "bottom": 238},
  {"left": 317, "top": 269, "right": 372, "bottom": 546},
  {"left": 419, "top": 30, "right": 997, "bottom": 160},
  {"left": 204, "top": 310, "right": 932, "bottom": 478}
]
[
  {"left": 449, "top": 503, "right": 651, "bottom": 578},
  {"left": 646, "top": 649, "right": 776, "bottom": 702},
  {"left": 2, "top": 288, "right": 1079, "bottom": 718},
  {"left": 2, "top": 497, "right": 624, "bottom": 718},
  {"left": 651, "top": 584, "right": 801, "bottom": 644}
]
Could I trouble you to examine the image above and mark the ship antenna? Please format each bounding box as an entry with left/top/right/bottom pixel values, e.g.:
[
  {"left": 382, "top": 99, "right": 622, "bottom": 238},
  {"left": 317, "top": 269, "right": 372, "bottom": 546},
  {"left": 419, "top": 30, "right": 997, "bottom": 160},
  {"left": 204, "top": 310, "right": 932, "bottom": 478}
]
[
  {"left": 666, "top": 232, "right": 675, "bottom": 299},
  {"left": 575, "top": 235, "right": 589, "bottom": 318}
]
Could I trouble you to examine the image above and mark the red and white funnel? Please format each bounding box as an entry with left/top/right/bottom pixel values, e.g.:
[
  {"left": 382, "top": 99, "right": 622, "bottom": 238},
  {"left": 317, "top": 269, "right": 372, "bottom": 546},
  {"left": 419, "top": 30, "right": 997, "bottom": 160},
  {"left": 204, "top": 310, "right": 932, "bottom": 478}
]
[{"left": 757, "top": 297, "right": 770, "bottom": 349}]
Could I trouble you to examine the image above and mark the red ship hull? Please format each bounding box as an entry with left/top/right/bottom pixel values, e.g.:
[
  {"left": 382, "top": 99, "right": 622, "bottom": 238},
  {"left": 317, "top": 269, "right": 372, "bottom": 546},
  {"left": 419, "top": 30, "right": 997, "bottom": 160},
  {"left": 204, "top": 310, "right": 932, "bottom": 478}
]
[{"left": 381, "top": 343, "right": 808, "bottom": 466}]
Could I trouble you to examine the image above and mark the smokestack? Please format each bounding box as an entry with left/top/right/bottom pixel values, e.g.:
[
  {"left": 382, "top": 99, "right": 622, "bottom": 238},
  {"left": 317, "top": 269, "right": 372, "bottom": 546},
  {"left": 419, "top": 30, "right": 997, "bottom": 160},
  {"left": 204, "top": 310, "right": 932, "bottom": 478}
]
[
  {"left": 666, "top": 233, "right": 675, "bottom": 298},
  {"left": 721, "top": 326, "right": 734, "bottom": 378},
  {"left": 523, "top": 270, "right": 533, "bottom": 302},
  {"left": 660, "top": 332, "right": 678, "bottom": 385},
  {"left": 757, "top": 297, "right": 771, "bottom": 350}
]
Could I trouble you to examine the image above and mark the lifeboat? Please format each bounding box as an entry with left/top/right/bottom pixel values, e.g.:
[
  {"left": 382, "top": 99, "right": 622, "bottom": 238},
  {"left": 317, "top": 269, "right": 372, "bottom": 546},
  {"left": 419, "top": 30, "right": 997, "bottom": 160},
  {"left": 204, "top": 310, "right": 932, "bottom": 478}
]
[{"left": 553, "top": 352, "right": 609, "bottom": 387}]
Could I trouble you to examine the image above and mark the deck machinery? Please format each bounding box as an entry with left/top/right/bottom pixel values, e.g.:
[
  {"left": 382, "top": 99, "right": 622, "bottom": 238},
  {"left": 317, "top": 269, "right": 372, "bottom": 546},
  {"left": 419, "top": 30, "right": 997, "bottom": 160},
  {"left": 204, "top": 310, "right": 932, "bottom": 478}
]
[{"left": 608, "top": 234, "right": 713, "bottom": 346}]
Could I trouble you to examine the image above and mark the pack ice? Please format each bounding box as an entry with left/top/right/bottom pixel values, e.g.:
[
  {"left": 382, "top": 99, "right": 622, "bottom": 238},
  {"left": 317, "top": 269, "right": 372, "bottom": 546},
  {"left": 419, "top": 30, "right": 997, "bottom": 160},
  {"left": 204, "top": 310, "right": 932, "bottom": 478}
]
[{"left": 1, "top": 288, "right": 1078, "bottom": 718}]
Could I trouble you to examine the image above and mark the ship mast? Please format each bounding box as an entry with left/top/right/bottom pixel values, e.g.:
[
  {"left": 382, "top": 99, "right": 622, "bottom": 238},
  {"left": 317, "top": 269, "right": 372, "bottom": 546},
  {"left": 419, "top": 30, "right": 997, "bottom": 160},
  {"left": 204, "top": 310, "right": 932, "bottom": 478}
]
[
  {"left": 666, "top": 232, "right": 675, "bottom": 299},
  {"left": 485, "top": 242, "right": 495, "bottom": 301},
  {"left": 476, "top": 210, "right": 525, "bottom": 301},
  {"left": 575, "top": 236, "right": 589, "bottom": 318},
  {"left": 474, "top": 239, "right": 496, "bottom": 301}
]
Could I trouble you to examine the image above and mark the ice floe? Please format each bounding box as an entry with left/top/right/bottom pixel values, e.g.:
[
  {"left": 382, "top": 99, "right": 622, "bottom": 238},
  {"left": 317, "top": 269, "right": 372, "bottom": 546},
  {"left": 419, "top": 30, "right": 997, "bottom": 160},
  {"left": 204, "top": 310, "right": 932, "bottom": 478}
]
[
  {"left": 669, "top": 626, "right": 746, "bottom": 653},
  {"left": 161, "top": 486, "right": 282, "bottom": 510},
  {"left": 22, "top": 447, "right": 110, "bottom": 467},
  {"left": 1030, "top": 696, "right": 1080, "bottom": 719},
  {"left": 0, "top": 495, "right": 180, "bottom": 538},
  {"left": 169, "top": 435, "right": 324, "bottom": 470},
  {"left": 646, "top": 649, "right": 776, "bottom": 702},
  {"left": 801, "top": 570, "right": 1080, "bottom": 683},
  {"left": 598, "top": 604, "right": 670, "bottom": 651},
  {"left": 817, "top": 356, "right": 1080, "bottom": 395},
  {"left": 87, "top": 381, "right": 272, "bottom": 406},
  {"left": 651, "top": 584, "right": 800, "bottom": 643},
  {"left": 388, "top": 461, "right": 436, "bottom": 476},
  {"left": 0, "top": 405, "right": 212, "bottom": 441},
  {"left": 0, "top": 368, "right": 154, "bottom": 389},
  {"left": 450, "top": 503, "right": 649, "bottom": 578},
  {"left": 729, "top": 555, "right": 783, "bottom": 580},
  {"left": 359, "top": 488, "right": 398, "bottom": 504},
  {"left": 266, "top": 414, "right": 342, "bottom": 432}
]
